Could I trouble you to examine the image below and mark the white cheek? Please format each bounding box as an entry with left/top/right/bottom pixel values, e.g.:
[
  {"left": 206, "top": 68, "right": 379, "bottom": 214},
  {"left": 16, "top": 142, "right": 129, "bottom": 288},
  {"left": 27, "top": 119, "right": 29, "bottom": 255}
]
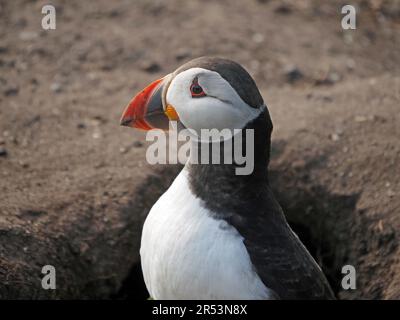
[{"left": 180, "top": 98, "right": 245, "bottom": 132}]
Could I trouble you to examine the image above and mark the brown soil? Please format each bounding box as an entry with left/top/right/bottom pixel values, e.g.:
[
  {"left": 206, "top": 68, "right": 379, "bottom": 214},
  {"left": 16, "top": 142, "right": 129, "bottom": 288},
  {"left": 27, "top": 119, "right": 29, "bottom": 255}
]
[{"left": 0, "top": 0, "right": 399, "bottom": 299}]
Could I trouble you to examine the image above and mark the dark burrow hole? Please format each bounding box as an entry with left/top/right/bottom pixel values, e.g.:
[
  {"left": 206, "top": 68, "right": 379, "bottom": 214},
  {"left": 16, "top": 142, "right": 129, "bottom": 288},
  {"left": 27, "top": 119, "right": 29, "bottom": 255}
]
[
  {"left": 288, "top": 221, "right": 343, "bottom": 296},
  {"left": 112, "top": 262, "right": 149, "bottom": 300},
  {"left": 272, "top": 180, "right": 358, "bottom": 299},
  {"left": 113, "top": 165, "right": 355, "bottom": 299},
  {"left": 113, "top": 203, "right": 352, "bottom": 299},
  {"left": 114, "top": 221, "right": 343, "bottom": 300}
]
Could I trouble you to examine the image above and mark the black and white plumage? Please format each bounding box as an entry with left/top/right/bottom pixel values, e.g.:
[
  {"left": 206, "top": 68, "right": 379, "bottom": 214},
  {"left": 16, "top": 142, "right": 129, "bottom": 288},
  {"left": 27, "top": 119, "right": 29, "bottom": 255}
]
[{"left": 120, "top": 57, "right": 335, "bottom": 300}]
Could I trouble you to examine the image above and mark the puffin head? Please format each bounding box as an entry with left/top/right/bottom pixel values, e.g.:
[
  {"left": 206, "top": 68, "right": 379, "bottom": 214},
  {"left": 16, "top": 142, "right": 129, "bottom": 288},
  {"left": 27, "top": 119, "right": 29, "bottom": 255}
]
[{"left": 120, "top": 57, "right": 267, "bottom": 136}]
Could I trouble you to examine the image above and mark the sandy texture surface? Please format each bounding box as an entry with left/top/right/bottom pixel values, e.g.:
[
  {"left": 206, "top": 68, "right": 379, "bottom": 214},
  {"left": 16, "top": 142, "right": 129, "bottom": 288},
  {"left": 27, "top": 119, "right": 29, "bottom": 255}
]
[{"left": 0, "top": 0, "right": 399, "bottom": 299}]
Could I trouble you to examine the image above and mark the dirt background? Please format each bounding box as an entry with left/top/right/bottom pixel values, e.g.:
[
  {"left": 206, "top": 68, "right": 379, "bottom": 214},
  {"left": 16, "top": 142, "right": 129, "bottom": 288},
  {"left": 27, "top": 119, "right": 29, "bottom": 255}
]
[{"left": 0, "top": 0, "right": 399, "bottom": 299}]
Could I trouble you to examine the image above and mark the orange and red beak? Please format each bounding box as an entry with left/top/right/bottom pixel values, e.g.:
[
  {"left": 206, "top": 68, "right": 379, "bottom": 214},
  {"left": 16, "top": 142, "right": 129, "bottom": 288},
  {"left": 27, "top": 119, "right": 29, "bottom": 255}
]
[{"left": 120, "top": 77, "right": 170, "bottom": 131}]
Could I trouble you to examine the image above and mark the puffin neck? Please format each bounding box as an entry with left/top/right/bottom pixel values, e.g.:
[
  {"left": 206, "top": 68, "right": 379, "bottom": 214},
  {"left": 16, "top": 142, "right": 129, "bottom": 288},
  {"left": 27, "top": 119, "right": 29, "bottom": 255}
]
[{"left": 186, "top": 109, "right": 273, "bottom": 216}]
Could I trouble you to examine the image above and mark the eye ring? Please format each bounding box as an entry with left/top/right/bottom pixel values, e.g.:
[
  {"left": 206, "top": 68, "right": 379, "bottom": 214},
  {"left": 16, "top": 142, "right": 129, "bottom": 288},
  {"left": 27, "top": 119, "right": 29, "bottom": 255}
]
[{"left": 190, "top": 79, "right": 206, "bottom": 98}]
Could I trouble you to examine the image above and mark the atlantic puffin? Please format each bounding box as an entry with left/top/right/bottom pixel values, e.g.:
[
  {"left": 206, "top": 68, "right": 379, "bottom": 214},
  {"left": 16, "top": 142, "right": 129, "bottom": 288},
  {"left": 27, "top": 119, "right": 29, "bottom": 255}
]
[{"left": 120, "top": 57, "right": 335, "bottom": 300}]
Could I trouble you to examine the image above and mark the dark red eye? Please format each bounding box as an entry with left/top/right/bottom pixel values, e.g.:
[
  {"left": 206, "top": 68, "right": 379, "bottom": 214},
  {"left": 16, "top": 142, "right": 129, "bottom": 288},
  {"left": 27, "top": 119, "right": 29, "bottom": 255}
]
[{"left": 190, "top": 79, "right": 206, "bottom": 98}]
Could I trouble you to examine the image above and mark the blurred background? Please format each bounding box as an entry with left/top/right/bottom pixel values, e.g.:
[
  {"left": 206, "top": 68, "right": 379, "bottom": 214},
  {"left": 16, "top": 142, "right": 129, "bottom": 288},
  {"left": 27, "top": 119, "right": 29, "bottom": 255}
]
[{"left": 0, "top": 0, "right": 399, "bottom": 299}]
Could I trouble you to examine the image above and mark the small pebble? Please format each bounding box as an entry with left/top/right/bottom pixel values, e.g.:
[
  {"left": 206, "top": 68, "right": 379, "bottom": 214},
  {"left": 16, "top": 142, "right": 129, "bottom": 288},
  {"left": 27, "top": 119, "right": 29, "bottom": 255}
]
[
  {"left": 354, "top": 115, "right": 368, "bottom": 122},
  {"left": 0, "top": 147, "right": 7, "bottom": 157},
  {"left": 315, "top": 72, "right": 341, "bottom": 86},
  {"left": 19, "top": 161, "right": 29, "bottom": 168},
  {"left": 330, "top": 133, "right": 340, "bottom": 142},
  {"left": 377, "top": 220, "right": 384, "bottom": 232},
  {"left": 92, "top": 132, "right": 101, "bottom": 139},
  {"left": 387, "top": 190, "right": 395, "bottom": 198},
  {"left": 275, "top": 4, "right": 292, "bottom": 14},
  {"left": 252, "top": 33, "right": 265, "bottom": 44},
  {"left": 101, "top": 62, "right": 115, "bottom": 71},
  {"left": 4, "top": 86, "right": 19, "bottom": 96},
  {"left": 141, "top": 61, "right": 161, "bottom": 73},
  {"left": 77, "top": 122, "right": 86, "bottom": 129},
  {"left": 284, "top": 66, "right": 304, "bottom": 83},
  {"left": 346, "top": 59, "right": 356, "bottom": 71},
  {"left": 328, "top": 72, "right": 341, "bottom": 83},
  {"left": 50, "top": 82, "right": 62, "bottom": 93},
  {"left": 19, "top": 31, "right": 39, "bottom": 41}
]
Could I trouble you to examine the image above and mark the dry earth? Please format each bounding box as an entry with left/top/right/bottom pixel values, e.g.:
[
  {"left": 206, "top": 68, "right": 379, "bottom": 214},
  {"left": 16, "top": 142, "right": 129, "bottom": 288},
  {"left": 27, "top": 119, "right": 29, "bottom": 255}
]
[{"left": 0, "top": 0, "right": 399, "bottom": 299}]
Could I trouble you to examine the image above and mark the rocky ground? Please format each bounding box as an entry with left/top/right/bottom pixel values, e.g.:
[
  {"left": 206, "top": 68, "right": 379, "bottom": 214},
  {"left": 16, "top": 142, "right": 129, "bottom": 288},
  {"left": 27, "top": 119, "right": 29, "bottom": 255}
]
[{"left": 0, "top": 0, "right": 399, "bottom": 299}]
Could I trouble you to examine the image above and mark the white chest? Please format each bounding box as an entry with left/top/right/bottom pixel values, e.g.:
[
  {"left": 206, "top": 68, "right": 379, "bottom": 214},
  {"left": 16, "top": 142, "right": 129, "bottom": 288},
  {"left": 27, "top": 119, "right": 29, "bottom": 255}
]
[{"left": 140, "top": 169, "right": 272, "bottom": 300}]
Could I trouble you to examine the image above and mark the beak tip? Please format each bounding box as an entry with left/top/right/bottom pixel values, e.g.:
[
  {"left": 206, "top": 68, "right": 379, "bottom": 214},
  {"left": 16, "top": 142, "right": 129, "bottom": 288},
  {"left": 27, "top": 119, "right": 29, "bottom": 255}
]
[
  {"left": 120, "top": 117, "right": 133, "bottom": 127},
  {"left": 120, "top": 76, "right": 168, "bottom": 131}
]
